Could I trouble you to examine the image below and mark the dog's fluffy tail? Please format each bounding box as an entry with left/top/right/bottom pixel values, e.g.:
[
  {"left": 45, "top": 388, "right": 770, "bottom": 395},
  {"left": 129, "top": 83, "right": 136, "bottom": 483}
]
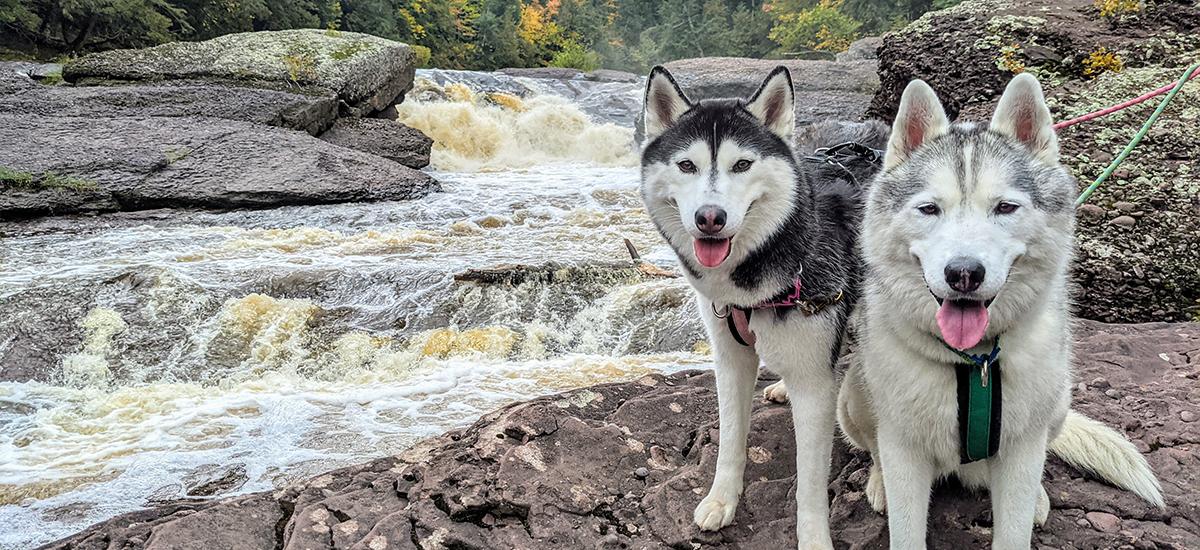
[{"left": 1048, "top": 409, "right": 1164, "bottom": 508}]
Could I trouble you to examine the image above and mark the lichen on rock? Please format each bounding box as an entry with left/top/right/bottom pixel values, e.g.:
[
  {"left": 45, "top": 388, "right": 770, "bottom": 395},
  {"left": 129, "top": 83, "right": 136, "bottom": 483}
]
[{"left": 63, "top": 29, "right": 415, "bottom": 116}]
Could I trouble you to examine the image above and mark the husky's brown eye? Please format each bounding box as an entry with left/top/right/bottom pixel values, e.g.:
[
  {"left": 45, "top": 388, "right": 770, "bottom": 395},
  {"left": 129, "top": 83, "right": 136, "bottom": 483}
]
[
  {"left": 995, "top": 201, "right": 1020, "bottom": 215},
  {"left": 732, "top": 159, "right": 754, "bottom": 173},
  {"left": 677, "top": 160, "right": 697, "bottom": 173},
  {"left": 917, "top": 203, "right": 940, "bottom": 216}
]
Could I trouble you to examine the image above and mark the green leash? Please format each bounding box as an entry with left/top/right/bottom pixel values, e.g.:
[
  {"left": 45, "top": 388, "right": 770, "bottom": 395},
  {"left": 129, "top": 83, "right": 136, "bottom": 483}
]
[
  {"left": 1075, "top": 61, "right": 1200, "bottom": 206},
  {"left": 942, "top": 337, "right": 1003, "bottom": 463}
]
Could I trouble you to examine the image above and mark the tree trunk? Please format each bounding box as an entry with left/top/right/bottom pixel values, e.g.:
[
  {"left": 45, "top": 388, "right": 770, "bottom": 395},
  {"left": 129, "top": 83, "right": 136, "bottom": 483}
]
[{"left": 68, "top": 14, "right": 98, "bottom": 52}]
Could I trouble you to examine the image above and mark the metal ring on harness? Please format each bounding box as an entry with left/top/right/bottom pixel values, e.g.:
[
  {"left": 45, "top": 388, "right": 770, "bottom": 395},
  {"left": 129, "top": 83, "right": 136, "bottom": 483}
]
[{"left": 712, "top": 302, "right": 730, "bottom": 319}]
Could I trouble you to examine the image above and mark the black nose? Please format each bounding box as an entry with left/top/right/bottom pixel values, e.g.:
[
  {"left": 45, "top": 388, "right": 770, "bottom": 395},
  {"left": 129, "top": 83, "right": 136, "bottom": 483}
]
[
  {"left": 694, "top": 206, "right": 727, "bottom": 236},
  {"left": 944, "top": 258, "right": 986, "bottom": 293}
]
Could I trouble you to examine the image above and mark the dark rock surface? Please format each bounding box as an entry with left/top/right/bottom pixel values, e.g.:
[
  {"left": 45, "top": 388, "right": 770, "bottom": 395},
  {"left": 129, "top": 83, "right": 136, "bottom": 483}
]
[
  {"left": 0, "top": 79, "right": 338, "bottom": 135},
  {"left": 42, "top": 320, "right": 1200, "bottom": 549},
  {"left": 320, "top": 118, "right": 433, "bottom": 169},
  {"left": 867, "top": 0, "right": 1200, "bottom": 322},
  {"left": 63, "top": 29, "right": 416, "bottom": 118},
  {"left": 0, "top": 114, "right": 439, "bottom": 219}
]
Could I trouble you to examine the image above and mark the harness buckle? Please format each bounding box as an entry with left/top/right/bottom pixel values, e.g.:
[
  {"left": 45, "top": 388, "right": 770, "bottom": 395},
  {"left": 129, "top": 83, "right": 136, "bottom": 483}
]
[
  {"left": 711, "top": 302, "right": 730, "bottom": 319},
  {"left": 981, "top": 360, "right": 990, "bottom": 388}
]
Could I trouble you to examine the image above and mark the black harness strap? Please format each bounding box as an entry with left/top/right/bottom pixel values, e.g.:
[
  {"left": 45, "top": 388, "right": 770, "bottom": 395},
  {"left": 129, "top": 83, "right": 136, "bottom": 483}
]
[{"left": 725, "top": 307, "right": 753, "bottom": 347}]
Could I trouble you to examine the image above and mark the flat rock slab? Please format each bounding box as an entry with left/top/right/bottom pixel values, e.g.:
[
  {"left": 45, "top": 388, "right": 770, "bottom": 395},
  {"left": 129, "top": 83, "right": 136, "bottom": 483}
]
[
  {"left": 43, "top": 320, "right": 1200, "bottom": 549},
  {"left": 320, "top": 118, "right": 432, "bottom": 168},
  {"left": 0, "top": 114, "right": 439, "bottom": 219},
  {"left": 63, "top": 29, "right": 415, "bottom": 116},
  {"left": 0, "top": 79, "right": 337, "bottom": 135}
]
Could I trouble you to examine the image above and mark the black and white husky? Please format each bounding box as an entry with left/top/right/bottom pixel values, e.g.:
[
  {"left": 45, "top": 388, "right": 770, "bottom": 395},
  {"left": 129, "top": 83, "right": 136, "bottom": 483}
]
[
  {"left": 639, "top": 66, "right": 886, "bottom": 548},
  {"left": 837, "top": 73, "right": 1164, "bottom": 548}
]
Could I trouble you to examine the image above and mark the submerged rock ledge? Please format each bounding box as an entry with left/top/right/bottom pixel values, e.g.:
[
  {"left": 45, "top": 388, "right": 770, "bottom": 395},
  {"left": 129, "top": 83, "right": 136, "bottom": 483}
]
[{"left": 42, "top": 320, "right": 1199, "bottom": 549}]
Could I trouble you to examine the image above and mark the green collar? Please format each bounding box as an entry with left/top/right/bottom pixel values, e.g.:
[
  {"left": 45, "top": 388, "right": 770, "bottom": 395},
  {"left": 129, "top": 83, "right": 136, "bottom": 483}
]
[{"left": 944, "top": 337, "right": 1003, "bottom": 463}]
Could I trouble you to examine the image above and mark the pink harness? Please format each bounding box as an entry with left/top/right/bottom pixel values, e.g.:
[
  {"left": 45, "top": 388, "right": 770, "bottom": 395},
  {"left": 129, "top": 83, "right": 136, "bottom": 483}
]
[{"left": 719, "top": 279, "right": 806, "bottom": 347}]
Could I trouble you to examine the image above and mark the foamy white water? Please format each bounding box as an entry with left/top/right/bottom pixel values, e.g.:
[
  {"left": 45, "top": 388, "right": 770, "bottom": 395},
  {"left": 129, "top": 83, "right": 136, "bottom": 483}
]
[{"left": 0, "top": 147, "right": 705, "bottom": 547}]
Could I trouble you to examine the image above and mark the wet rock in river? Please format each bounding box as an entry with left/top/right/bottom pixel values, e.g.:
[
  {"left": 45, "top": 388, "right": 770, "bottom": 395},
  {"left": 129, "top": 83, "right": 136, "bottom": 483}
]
[
  {"left": 319, "top": 118, "right": 432, "bottom": 169},
  {"left": 0, "top": 114, "right": 439, "bottom": 220},
  {"left": 0, "top": 79, "right": 338, "bottom": 136},
  {"left": 43, "top": 320, "right": 1200, "bottom": 549}
]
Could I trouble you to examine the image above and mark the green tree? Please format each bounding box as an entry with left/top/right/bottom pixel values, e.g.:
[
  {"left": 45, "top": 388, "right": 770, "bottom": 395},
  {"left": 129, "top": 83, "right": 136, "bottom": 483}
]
[
  {"left": 549, "top": 39, "right": 600, "bottom": 70},
  {"left": 2, "top": 0, "right": 190, "bottom": 53},
  {"left": 633, "top": 0, "right": 774, "bottom": 66},
  {"left": 770, "top": 0, "right": 861, "bottom": 53}
]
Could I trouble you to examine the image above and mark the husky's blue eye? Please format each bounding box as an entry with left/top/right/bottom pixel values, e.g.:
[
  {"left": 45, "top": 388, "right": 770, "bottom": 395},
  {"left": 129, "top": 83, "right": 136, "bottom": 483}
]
[
  {"left": 677, "top": 160, "right": 697, "bottom": 173},
  {"left": 732, "top": 159, "right": 754, "bottom": 173},
  {"left": 995, "top": 201, "right": 1020, "bottom": 215},
  {"left": 917, "top": 203, "right": 940, "bottom": 216}
]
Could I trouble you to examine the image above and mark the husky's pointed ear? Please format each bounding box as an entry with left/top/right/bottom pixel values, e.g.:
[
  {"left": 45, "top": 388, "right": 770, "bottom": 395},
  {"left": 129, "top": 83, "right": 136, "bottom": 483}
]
[
  {"left": 746, "top": 66, "right": 795, "bottom": 138},
  {"left": 643, "top": 66, "right": 691, "bottom": 140},
  {"left": 884, "top": 79, "right": 949, "bottom": 170},
  {"left": 991, "top": 73, "right": 1058, "bottom": 164}
]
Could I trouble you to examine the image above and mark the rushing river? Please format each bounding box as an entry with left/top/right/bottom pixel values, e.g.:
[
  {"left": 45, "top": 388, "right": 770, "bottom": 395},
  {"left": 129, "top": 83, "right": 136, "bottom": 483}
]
[{"left": 0, "top": 70, "right": 707, "bottom": 549}]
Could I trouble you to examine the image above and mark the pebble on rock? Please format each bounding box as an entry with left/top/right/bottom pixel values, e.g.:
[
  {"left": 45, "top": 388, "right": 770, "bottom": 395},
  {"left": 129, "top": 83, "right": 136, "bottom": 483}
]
[
  {"left": 1078, "top": 204, "right": 1106, "bottom": 218},
  {"left": 1110, "top": 215, "right": 1137, "bottom": 227},
  {"left": 1086, "top": 511, "right": 1122, "bottom": 534}
]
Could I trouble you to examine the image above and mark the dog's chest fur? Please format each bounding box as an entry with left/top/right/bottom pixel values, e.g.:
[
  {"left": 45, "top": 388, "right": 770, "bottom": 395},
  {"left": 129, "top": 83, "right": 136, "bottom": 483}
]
[{"left": 861, "top": 302, "right": 1072, "bottom": 472}]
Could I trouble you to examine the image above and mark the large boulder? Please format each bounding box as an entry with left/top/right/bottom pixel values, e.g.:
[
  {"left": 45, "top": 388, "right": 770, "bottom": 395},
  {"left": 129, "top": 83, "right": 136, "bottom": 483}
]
[
  {"left": 42, "top": 320, "right": 1200, "bottom": 549},
  {"left": 867, "top": 0, "right": 1200, "bottom": 322},
  {"left": 0, "top": 79, "right": 338, "bottom": 135},
  {"left": 319, "top": 118, "right": 433, "bottom": 169},
  {"left": 63, "top": 29, "right": 416, "bottom": 117},
  {"left": 0, "top": 114, "right": 439, "bottom": 219}
]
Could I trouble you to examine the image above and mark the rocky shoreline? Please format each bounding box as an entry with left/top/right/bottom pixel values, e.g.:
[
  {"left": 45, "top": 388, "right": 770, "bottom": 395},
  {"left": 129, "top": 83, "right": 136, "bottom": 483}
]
[{"left": 40, "top": 320, "right": 1200, "bottom": 550}]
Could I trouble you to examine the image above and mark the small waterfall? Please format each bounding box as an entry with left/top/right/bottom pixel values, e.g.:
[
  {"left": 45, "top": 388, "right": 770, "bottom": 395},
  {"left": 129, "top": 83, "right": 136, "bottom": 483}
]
[
  {"left": 397, "top": 72, "right": 641, "bottom": 171},
  {"left": 0, "top": 148, "right": 703, "bottom": 547}
]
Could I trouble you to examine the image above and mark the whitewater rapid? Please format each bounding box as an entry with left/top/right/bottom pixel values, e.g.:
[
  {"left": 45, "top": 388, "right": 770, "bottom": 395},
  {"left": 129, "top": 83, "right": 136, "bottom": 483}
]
[{"left": 0, "top": 73, "right": 708, "bottom": 548}]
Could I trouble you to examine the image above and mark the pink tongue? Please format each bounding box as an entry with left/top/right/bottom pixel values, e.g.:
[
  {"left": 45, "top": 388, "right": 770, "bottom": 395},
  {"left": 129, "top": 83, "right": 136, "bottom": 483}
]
[
  {"left": 693, "top": 238, "right": 731, "bottom": 268},
  {"left": 936, "top": 300, "right": 990, "bottom": 350}
]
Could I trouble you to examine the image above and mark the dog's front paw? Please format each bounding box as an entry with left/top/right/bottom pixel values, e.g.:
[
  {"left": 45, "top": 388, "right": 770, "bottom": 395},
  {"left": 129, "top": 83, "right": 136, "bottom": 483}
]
[
  {"left": 866, "top": 462, "right": 886, "bottom": 514},
  {"left": 763, "top": 381, "right": 789, "bottom": 403},
  {"left": 694, "top": 493, "right": 738, "bottom": 531},
  {"left": 1035, "top": 485, "right": 1050, "bottom": 527}
]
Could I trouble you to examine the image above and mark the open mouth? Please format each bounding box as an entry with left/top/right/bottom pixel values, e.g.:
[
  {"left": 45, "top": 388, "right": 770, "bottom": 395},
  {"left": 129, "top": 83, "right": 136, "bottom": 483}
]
[
  {"left": 933, "top": 296, "right": 993, "bottom": 350},
  {"left": 693, "top": 237, "right": 732, "bottom": 268}
]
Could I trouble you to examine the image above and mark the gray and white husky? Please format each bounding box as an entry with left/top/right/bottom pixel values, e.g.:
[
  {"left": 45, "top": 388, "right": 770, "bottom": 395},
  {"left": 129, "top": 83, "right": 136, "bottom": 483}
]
[
  {"left": 837, "top": 73, "right": 1164, "bottom": 549},
  {"left": 640, "top": 66, "right": 886, "bottom": 548}
]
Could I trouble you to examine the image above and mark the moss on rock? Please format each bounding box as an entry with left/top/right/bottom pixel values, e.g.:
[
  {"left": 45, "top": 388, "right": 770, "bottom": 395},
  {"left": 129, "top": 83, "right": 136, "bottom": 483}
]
[
  {"left": 63, "top": 29, "right": 413, "bottom": 115},
  {"left": 1, "top": 166, "right": 97, "bottom": 192}
]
